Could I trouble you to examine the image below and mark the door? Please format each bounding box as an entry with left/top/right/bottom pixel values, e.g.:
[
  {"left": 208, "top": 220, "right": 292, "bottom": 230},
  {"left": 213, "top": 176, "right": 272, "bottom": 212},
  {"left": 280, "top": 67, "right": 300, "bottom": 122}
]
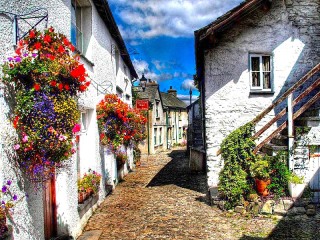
[{"left": 43, "top": 169, "right": 57, "bottom": 240}]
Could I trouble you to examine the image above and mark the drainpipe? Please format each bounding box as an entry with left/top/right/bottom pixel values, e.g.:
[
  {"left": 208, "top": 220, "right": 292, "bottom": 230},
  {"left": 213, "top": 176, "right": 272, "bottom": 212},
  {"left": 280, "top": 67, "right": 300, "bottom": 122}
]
[
  {"left": 147, "top": 108, "right": 150, "bottom": 155},
  {"left": 175, "top": 110, "right": 178, "bottom": 144},
  {"left": 166, "top": 111, "right": 169, "bottom": 149}
]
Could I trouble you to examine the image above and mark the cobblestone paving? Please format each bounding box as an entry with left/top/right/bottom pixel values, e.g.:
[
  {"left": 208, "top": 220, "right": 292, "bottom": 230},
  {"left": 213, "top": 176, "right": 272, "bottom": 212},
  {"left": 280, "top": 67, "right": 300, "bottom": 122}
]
[{"left": 81, "top": 148, "right": 320, "bottom": 240}]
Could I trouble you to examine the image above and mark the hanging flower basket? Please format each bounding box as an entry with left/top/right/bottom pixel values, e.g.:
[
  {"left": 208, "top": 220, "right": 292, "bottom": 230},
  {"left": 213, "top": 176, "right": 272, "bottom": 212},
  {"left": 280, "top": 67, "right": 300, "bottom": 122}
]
[{"left": 2, "top": 27, "right": 89, "bottom": 184}]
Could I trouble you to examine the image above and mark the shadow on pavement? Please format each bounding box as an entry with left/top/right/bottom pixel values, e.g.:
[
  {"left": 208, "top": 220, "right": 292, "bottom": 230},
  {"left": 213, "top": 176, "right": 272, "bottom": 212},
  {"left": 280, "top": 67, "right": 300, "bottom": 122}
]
[{"left": 146, "top": 150, "right": 207, "bottom": 195}]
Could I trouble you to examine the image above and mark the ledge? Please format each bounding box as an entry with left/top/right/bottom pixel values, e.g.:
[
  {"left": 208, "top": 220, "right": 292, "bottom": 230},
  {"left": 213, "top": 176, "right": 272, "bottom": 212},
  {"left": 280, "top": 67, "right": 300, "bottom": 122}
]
[
  {"left": 78, "top": 195, "right": 99, "bottom": 218},
  {"left": 249, "top": 91, "right": 274, "bottom": 96}
]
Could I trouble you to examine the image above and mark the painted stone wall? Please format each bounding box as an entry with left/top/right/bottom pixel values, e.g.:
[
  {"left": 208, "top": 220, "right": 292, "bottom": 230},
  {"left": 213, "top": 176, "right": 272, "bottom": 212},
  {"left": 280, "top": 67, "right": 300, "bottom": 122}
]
[
  {"left": 0, "top": 0, "right": 135, "bottom": 239},
  {"left": 204, "top": 0, "right": 320, "bottom": 188}
]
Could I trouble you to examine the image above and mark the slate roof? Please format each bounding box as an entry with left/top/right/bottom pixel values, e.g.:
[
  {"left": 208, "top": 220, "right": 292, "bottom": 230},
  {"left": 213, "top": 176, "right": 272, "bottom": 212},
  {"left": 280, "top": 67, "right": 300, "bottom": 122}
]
[
  {"left": 161, "top": 92, "right": 187, "bottom": 109},
  {"left": 136, "top": 85, "right": 160, "bottom": 102}
]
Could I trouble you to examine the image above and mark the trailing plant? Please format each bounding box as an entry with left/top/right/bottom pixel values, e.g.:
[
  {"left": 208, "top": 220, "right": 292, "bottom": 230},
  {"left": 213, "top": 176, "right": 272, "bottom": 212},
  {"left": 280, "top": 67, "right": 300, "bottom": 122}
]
[
  {"left": 2, "top": 27, "right": 89, "bottom": 184},
  {"left": 268, "top": 151, "right": 290, "bottom": 197},
  {"left": 219, "top": 122, "right": 256, "bottom": 209},
  {"left": 288, "top": 172, "right": 304, "bottom": 184},
  {"left": 250, "top": 155, "right": 271, "bottom": 180}
]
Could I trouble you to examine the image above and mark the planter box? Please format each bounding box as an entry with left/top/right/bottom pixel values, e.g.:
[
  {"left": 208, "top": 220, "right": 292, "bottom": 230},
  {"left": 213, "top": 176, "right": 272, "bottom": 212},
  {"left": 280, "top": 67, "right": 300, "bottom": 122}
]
[{"left": 288, "top": 182, "right": 306, "bottom": 198}]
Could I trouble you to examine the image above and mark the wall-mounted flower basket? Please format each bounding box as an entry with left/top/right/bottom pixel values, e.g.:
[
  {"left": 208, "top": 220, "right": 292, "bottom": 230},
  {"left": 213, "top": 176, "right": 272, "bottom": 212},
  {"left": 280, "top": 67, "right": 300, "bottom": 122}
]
[{"left": 2, "top": 27, "right": 89, "bottom": 184}]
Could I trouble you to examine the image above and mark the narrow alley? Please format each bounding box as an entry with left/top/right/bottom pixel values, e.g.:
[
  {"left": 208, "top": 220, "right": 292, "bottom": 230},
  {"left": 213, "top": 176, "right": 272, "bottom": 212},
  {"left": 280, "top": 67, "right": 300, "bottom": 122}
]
[{"left": 78, "top": 148, "right": 303, "bottom": 240}]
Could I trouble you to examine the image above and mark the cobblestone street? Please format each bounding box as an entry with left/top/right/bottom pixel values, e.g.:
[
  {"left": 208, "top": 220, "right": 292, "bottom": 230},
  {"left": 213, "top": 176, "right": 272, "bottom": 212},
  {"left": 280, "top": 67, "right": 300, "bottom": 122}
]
[{"left": 81, "top": 148, "right": 320, "bottom": 240}]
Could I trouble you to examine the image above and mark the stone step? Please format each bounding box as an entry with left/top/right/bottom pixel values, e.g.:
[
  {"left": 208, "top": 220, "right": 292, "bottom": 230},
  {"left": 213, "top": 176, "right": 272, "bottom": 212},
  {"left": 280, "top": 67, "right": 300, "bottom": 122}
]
[
  {"left": 77, "top": 230, "right": 103, "bottom": 240},
  {"left": 270, "top": 134, "right": 288, "bottom": 146},
  {"left": 295, "top": 116, "right": 320, "bottom": 127},
  {"left": 261, "top": 143, "right": 288, "bottom": 156},
  {"left": 301, "top": 106, "right": 320, "bottom": 117}
]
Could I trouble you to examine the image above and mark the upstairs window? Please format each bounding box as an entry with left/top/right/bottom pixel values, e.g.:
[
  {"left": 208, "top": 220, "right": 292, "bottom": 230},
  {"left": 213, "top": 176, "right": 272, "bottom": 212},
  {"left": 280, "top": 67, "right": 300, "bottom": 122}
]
[
  {"left": 156, "top": 101, "right": 159, "bottom": 118},
  {"left": 71, "top": 0, "right": 92, "bottom": 54},
  {"left": 249, "top": 54, "right": 272, "bottom": 92}
]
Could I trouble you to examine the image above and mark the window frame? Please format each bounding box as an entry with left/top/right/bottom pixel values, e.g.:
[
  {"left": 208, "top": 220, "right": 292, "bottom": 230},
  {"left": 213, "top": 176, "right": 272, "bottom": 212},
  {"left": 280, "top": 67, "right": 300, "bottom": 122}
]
[
  {"left": 154, "top": 128, "right": 157, "bottom": 146},
  {"left": 249, "top": 53, "right": 273, "bottom": 92},
  {"left": 80, "top": 111, "right": 88, "bottom": 133}
]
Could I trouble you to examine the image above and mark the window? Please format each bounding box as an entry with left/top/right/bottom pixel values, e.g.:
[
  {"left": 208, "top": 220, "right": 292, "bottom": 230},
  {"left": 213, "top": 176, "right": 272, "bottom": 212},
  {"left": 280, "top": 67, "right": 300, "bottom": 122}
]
[
  {"left": 154, "top": 128, "right": 157, "bottom": 145},
  {"left": 156, "top": 101, "right": 159, "bottom": 118},
  {"left": 116, "top": 87, "right": 123, "bottom": 99},
  {"left": 159, "top": 127, "right": 162, "bottom": 144},
  {"left": 179, "top": 127, "right": 182, "bottom": 139},
  {"left": 249, "top": 54, "right": 272, "bottom": 91},
  {"left": 71, "top": 0, "right": 92, "bottom": 54},
  {"left": 80, "top": 111, "right": 88, "bottom": 132}
]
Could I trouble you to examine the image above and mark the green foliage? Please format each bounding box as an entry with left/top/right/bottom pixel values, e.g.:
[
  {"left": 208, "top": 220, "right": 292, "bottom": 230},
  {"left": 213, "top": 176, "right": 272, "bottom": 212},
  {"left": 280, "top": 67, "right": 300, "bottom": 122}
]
[
  {"left": 288, "top": 172, "right": 304, "bottom": 184},
  {"left": 219, "top": 122, "right": 256, "bottom": 209},
  {"left": 268, "top": 151, "right": 290, "bottom": 197},
  {"left": 250, "top": 155, "right": 271, "bottom": 180}
]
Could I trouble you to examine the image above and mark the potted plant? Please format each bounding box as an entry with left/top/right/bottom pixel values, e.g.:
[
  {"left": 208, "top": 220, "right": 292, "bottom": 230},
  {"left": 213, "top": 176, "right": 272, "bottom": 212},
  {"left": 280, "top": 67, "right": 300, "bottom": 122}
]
[
  {"left": 250, "top": 158, "right": 271, "bottom": 196},
  {"left": 288, "top": 172, "right": 306, "bottom": 198}
]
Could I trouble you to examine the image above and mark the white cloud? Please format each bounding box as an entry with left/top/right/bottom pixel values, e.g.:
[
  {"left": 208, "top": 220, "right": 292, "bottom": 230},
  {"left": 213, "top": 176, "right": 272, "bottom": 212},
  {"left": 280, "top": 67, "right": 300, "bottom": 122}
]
[
  {"left": 177, "top": 94, "right": 199, "bottom": 105},
  {"left": 110, "top": 0, "right": 243, "bottom": 39},
  {"left": 181, "top": 79, "right": 197, "bottom": 90}
]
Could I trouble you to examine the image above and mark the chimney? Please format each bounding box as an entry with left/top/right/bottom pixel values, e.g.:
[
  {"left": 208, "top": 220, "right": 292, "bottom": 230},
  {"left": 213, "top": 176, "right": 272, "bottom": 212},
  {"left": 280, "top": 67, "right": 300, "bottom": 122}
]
[{"left": 168, "top": 86, "right": 177, "bottom": 97}]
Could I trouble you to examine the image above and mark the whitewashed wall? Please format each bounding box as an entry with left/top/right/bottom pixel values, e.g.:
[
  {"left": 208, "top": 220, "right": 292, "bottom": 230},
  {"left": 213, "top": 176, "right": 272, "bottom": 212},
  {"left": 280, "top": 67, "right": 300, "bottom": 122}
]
[
  {"left": 204, "top": 0, "right": 320, "bottom": 188},
  {"left": 0, "top": 0, "right": 135, "bottom": 239}
]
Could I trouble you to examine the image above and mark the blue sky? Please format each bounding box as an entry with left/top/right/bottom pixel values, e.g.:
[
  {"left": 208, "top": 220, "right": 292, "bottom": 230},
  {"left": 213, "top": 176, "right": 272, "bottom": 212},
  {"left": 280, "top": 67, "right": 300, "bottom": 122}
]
[{"left": 109, "top": 0, "right": 243, "bottom": 103}]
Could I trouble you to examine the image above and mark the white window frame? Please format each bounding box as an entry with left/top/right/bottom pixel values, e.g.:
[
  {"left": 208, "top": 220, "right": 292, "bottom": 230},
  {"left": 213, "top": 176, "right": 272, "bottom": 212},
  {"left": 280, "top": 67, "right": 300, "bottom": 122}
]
[
  {"left": 154, "top": 128, "right": 157, "bottom": 146},
  {"left": 80, "top": 111, "right": 88, "bottom": 133},
  {"left": 249, "top": 54, "right": 273, "bottom": 92}
]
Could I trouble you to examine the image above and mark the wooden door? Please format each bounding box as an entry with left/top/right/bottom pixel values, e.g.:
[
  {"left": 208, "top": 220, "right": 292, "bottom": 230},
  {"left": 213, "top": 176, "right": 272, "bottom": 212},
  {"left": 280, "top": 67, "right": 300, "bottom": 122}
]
[{"left": 43, "top": 170, "right": 57, "bottom": 240}]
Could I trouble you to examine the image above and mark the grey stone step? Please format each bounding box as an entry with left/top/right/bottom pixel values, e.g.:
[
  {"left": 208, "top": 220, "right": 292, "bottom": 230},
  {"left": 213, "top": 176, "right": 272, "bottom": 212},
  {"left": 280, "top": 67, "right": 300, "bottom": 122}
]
[
  {"left": 78, "top": 230, "right": 103, "bottom": 240},
  {"left": 261, "top": 143, "right": 288, "bottom": 156},
  {"left": 270, "top": 134, "right": 288, "bottom": 146},
  {"left": 295, "top": 116, "right": 320, "bottom": 127},
  {"left": 301, "top": 107, "right": 320, "bottom": 117}
]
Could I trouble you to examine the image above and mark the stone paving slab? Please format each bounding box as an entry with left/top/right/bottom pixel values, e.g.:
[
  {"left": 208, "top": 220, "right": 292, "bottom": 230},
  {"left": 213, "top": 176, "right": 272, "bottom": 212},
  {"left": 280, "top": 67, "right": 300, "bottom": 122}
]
[
  {"left": 77, "top": 230, "right": 103, "bottom": 240},
  {"left": 78, "top": 147, "right": 320, "bottom": 239}
]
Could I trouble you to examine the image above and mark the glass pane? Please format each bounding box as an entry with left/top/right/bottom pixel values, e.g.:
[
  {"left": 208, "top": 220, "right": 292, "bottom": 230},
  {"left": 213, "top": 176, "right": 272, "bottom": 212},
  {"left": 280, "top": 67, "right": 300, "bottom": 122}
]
[
  {"left": 251, "top": 57, "right": 260, "bottom": 71},
  {"left": 263, "top": 72, "right": 271, "bottom": 89},
  {"left": 263, "top": 56, "right": 270, "bottom": 71},
  {"left": 252, "top": 72, "right": 260, "bottom": 87}
]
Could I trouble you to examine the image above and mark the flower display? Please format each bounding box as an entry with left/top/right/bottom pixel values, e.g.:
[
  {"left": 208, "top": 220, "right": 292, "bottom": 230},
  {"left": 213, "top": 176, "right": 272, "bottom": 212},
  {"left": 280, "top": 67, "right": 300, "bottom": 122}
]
[
  {"left": 1, "top": 27, "right": 88, "bottom": 183},
  {"left": 0, "top": 180, "right": 19, "bottom": 238},
  {"left": 77, "top": 169, "right": 101, "bottom": 203},
  {"left": 96, "top": 94, "right": 147, "bottom": 152},
  {"left": 115, "top": 150, "right": 128, "bottom": 169}
]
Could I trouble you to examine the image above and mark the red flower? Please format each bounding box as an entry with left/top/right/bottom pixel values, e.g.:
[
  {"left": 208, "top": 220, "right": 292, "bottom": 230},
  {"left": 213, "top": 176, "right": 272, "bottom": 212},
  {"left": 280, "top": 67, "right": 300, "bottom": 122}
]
[
  {"left": 50, "top": 80, "right": 57, "bottom": 87},
  {"left": 13, "top": 116, "right": 19, "bottom": 129},
  {"left": 70, "top": 45, "right": 75, "bottom": 52},
  {"left": 48, "top": 54, "right": 55, "bottom": 60},
  {"left": 58, "top": 45, "right": 65, "bottom": 53},
  {"left": 34, "top": 84, "right": 41, "bottom": 91},
  {"left": 63, "top": 38, "right": 69, "bottom": 46},
  {"left": 79, "top": 85, "right": 87, "bottom": 92},
  {"left": 34, "top": 42, "right": 42, "bottom": 50},
  {"left": 85, "top": 81, "right": 91, "bottom": 87},
  {"left": 29, "top": 30, "right": 35, "bottom": 38},
  {"left": 58, "top": 83, "right": 63, "bottom": 91},
  {"left": 70, "top": 65, "right": 86, "bottom": 78},
  {"left": 64, "top": 84, "right": 70, "bottom": 90},
  {"left": 48, "top": 27, "right": 54, "bottom": 33},
  {"left": 15, "top": 47, "right": 22, "bottom": 55},
  {"left": 43, "top": 35, "right": 51, "bottom": 43}
]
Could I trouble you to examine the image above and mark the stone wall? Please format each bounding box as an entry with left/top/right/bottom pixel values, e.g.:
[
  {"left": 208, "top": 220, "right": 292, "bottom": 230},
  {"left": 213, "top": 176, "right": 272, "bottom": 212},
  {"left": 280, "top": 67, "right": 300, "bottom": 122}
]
[{"left": 204, "top": 0, "right": 320, "bottom": 188}]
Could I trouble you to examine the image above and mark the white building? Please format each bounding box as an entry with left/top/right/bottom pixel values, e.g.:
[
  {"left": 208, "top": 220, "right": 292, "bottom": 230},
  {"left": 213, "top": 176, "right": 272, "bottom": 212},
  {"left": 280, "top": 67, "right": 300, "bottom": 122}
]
[
  {"left": 0, "top": 0, "right": 137, "bottom": 239},
  {"left": 195, "top": 0, "right": 320, "bottom": 197}
]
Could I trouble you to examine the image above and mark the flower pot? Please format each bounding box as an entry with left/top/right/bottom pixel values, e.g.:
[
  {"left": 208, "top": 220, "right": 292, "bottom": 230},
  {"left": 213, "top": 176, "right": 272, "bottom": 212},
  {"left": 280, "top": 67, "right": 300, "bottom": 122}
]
[
  {"left": 78, "top": 192, "right": 85, "bottom": 204},
  {"left": 0, "top": 209, "right": 8, "bottom": 237},
  {"left": 255, "top": 178, "right": 271, "bottom": 196},
  {"left": 86, "top": 187, "right": 94, "bottom": 196},
  {"left": 288, "top": 182, "right": 306, "bottom": 198}
]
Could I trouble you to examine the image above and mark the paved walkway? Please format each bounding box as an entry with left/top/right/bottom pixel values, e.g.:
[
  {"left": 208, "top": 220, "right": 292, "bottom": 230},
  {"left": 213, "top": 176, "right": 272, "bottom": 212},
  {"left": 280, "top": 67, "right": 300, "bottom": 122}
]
[{"left": 80, "top": 148, "right": 320, "bottom": 240}]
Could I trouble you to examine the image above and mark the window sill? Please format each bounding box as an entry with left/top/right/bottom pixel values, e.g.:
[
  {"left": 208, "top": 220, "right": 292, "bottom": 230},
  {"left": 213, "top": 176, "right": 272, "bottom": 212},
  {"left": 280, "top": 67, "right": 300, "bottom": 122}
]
[
  {"left": 74, "top": 49, "right": 95, "bottom": 67},
  {"left": 250, "top": 90, "right": 274, "bottom": 96}
]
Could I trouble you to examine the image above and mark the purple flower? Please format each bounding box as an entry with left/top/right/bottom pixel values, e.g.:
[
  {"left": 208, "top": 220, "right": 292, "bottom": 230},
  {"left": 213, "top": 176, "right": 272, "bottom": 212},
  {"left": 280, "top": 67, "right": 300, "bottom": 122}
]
[
  {"left": 13, "top": 195, "right": 18, "bottom": 201},
  {"left": 13, "top": 144, "right": 20, "bottom": 150},
  {"left": 1, "top": 201, "right": 5, "bottom": 205},
  {"left": 14, "top": 56, "right": 21, "bottom": 62},
  {"left": 23, "top": 53, "right": 28, "bottom": 57},
  {"left": 6, "top": 180, "right": 12, "bottom": 186},
  {"left": 32, "top": 53, "right": 37, "bottom": 58},
  {"left": 7, "top": 57, "right": 13, "bottom": 61},
  {"left": 2, "top": 186, "right": 7, "bottom": 193}
]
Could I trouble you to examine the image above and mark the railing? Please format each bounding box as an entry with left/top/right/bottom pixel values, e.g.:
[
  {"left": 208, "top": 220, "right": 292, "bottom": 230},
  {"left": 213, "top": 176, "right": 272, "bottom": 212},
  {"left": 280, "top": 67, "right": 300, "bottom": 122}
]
[
  {"left": 252, "top": 63, "right": 320, "bottom": 154},
  {"left": 216, "top": 63, "right": 320, "bottom": 157}
]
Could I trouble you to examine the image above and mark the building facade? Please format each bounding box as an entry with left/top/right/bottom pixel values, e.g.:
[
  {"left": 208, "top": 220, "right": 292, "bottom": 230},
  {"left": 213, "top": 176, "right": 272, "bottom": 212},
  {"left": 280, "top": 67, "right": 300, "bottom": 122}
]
[
  {"left": 0, "top": 0, "right": 137, "bottom": 239},
  {"left": 195, "top": 0, "right": 320, "bottom": 193}
]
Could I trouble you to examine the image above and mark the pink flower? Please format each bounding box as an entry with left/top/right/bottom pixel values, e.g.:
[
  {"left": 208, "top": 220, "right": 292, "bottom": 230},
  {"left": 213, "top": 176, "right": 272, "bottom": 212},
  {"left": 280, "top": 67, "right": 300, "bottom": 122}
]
[
  {"left": 58, "top": 135, "right": 67, "bottom": 141},
  {"left": 72, "top": 124, "right": 81, "bottom": 133},
  {"left": 13, "top": 144, "right": 20, "bottom": 150},
  {"left": 22, "top": 135, "right": 28, "bottom": 143},
  {"left": 71, "top": 148, "right": 76, "bottom": 154}
]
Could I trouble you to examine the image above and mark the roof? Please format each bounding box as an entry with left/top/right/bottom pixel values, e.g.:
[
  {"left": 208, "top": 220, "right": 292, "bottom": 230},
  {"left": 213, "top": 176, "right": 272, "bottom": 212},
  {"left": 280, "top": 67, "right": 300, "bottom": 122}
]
[
  {"left": 136, "top": 85, "right": 160, "bottom": 103},
  {"left": 161, "top": 92, "right": 187, "bottom": 109},
  {"left": 194, "top": 0, "right": 270, "bottom": 80},
  {"left": 91, "top": 0, "right": 138, "bottom": 79}
]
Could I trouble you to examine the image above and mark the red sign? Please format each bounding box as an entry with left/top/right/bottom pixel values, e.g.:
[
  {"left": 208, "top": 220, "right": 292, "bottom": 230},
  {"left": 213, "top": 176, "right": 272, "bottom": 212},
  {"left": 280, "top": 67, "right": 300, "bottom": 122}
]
[{"left": 136, "top": 100, "right": 149, "bottom": 110}]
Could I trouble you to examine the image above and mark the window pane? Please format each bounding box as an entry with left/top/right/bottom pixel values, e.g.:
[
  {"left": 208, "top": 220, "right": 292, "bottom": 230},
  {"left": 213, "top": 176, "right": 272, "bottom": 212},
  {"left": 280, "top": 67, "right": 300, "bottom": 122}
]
[
  {"left": 251, "top": 57, "right": 260, "bottom": 71},
  {"left": 262, "top": 56, "right": 270, "bottom": 71},
  {"left": 252, "top": 72, "right": 260, "bottom": 87},
  {"left": 263, "top": 72, "right": 271, "bottom": 89}
]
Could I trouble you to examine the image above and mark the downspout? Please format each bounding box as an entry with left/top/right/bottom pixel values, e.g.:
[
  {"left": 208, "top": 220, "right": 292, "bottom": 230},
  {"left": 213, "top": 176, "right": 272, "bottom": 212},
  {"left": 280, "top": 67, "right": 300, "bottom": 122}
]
[
  {"left": 166, "top": 111, "right": 169, "bottom": 149},
  {"left": 175, "top": 110, "right": 178, "bottom": 144},
  {"left": 147, "top": 108, "right": 150, "bottom": 155}
]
